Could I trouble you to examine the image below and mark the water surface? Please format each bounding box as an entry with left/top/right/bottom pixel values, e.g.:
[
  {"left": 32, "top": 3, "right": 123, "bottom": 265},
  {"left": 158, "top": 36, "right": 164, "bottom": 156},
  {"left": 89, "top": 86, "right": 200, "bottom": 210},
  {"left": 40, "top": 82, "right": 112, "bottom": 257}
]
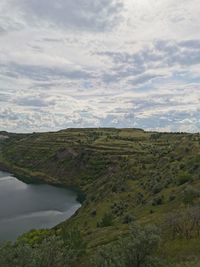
[{"left": 0, "top": 171, "right": 81, "bottom": 242}]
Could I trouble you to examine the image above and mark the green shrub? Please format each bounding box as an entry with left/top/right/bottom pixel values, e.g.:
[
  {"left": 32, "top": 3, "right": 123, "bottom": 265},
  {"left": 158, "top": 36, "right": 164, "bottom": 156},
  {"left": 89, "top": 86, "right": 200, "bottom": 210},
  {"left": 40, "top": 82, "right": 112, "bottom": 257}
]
[
  {"left": 168, "top": 194, "right": 176, "bottom": 202},
  {"left": 76, "top": 190, "right": 86, "bottom": 203},
  {"left": 93, "top": 224, "right": 164, "bottom": 267},
  {"left": 183, "top": 186, "right": 200, "bottom": 205},
  {"left": 122, "top": 213, "right": 135, "bottom": 224},
  {"left": 152, "top": 195, "right": 164, "bottom": 206},
  {"left": 97, "top": 213, "right": 114, "bottom": 228},
  {"left": 91, "top": 209, "right": 97, "bottom": 217},
  {"left": 0, "top": 227, "right": 85, "bottom": 267},
  {"left": 176, "top": 172, "right": 192, "bottom": 185}
]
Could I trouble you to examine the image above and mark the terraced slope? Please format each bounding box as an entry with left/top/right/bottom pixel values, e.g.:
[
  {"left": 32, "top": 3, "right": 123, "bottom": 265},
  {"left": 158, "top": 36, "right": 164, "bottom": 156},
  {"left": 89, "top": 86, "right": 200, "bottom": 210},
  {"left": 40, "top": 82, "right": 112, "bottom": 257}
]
[{"left": 0, "top": 128, "right": 200, "bottom": 266}]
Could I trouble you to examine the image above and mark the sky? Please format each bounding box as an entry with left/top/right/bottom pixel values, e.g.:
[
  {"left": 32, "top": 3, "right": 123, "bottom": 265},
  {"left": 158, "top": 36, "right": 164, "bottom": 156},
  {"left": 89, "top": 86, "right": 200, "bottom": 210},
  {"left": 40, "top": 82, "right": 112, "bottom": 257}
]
[{"left": 0, "top": 0, "right": 200, "bottom": 133}]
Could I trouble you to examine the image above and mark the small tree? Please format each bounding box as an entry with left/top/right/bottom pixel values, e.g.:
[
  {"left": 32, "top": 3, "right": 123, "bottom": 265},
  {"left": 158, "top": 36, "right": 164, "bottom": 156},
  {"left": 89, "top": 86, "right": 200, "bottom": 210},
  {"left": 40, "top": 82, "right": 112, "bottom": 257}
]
[{"left": 94, "top": 224, "right": 163, "bottom": 267}]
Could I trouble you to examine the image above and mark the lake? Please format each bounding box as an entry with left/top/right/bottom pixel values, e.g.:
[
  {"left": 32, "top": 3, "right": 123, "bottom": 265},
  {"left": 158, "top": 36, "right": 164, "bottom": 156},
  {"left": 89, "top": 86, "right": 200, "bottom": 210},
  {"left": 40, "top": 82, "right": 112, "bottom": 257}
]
[{"left": 0, "top": 171, "right": 81, "bottom": 242}]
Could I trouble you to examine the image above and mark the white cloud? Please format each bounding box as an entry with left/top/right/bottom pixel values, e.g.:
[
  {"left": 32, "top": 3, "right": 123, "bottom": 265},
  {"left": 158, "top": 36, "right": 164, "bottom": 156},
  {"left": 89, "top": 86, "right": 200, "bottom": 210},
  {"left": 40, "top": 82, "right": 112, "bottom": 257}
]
[{"left": 0, "top": 0, "right": 200, "bottom": 132}]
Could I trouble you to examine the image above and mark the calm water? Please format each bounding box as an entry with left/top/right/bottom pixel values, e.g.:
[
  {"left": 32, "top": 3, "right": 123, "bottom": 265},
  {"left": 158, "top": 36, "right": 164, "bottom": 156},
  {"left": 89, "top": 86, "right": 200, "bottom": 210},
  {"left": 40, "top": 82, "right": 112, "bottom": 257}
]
[{"left": 0, "top": 171, "right": 81, "bottom": 242}]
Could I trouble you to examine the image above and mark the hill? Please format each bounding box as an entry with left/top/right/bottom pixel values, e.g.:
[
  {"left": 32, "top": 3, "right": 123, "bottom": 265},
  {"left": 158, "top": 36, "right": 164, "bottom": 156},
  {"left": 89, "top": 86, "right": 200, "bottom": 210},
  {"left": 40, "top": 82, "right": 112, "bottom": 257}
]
[{"left": 0, "top": 128, "right": 200, "bottom": 266}]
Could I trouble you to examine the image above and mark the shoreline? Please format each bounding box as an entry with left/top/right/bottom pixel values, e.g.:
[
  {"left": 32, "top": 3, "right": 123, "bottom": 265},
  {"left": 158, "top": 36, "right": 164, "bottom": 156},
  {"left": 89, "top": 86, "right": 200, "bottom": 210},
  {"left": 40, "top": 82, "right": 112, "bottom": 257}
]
[
  {"left": 0, "top": 162, "right": 85, "bottom": 204},
  {"left": 0, "top": 169, "right": 81, "bottom": 244}
]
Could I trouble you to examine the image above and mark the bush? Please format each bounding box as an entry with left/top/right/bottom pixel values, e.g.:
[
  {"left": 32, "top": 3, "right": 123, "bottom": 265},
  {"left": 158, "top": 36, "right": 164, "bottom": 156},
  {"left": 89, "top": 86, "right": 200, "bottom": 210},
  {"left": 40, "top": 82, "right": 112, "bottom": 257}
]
[
  {"left": 176, "top": 172, "right": 192, "bottom": 185},
  {"left": 76, "top": 190, "right": 86, "bottom": 203},
  {"left": 122, "top": 213, "right": 135, "bottom": 224},
  {"left": 0, "top": 227, "right": 85, "bottom": 267},
  {"left": 183, "top": 186, "right": 200, "bottom": 205},
  {"left": 152, "top": 195, "right": 164, "bottom": 206},
  {"left": 93, "top": 224, "right": 164, "bottom": 267},
  {"left": 165, "top": 207, "right": 200, "bottom": 239},
  {"left": 17, "top": 229, "right": 50, "bottom": 246},
  {"left": 91, "top": 209, "right": 97, "bottom": 217},
  {"left": 97, "top": 213, "right": 114, "bottom": 228},
  {"left": 111, "top": 201, "right": 128, "bottom": 217},
  {"left": 152, "top": 184, "right": 164, "bottom": 194},
  {"left": 168, "top": 194, "right": 176, "bottom": 202}
]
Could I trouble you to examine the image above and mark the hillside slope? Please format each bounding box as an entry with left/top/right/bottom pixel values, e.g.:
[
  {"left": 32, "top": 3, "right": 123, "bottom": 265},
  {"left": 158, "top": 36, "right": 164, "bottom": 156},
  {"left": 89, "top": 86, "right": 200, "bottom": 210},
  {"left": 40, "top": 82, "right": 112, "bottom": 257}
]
[{"left": 0, "top": 128, "right": 200, "bottom": 266}]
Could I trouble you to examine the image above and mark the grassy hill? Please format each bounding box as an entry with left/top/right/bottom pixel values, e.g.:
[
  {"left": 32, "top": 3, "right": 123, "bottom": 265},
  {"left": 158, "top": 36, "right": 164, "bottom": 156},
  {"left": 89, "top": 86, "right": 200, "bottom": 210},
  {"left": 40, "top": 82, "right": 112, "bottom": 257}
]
[{"left": 0, "top": 128, "right": 200, "bottom": 266}]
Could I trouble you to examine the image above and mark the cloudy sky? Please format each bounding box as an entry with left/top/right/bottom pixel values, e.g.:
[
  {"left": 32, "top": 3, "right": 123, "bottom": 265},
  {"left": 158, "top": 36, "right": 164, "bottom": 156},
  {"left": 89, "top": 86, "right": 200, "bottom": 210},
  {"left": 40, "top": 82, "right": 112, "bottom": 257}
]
[{"left": 0, "top": 0, "right": 200, "bottom": 133}]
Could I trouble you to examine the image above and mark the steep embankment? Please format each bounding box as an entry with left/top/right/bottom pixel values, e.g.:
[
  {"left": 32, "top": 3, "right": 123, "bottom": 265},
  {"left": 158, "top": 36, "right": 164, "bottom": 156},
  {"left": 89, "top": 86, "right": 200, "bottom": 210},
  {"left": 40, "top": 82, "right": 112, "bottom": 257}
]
[{"left": 0, "top": 128, "right": 200, "bottom": 266}]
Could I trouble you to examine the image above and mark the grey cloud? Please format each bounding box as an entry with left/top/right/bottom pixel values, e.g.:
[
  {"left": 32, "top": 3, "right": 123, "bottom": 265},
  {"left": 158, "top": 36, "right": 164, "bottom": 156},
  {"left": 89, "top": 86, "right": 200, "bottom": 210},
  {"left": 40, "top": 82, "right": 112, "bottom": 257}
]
[
  {"left": 101, "top": 54, "right": 146, "bottom": 84},
  {"left": 102, "top": 40, "right": 200, "bottom": 68},
  {"left": 154, "top": 40, "right": 200, "bottom": 66},
  {"left": 1, "top": 97, "right": 199, "bottom": 133},
  {"left": 99, "top": 39, "right": 200, "bottom": 86},
  {"left": 0, "top": 108, "right": 19, "bottom": 121},
  {"left": 179, "top": 40, "right": 200, "bottom": 49},
  {"left": 98, "top": 109, "right": 200, "bottom": 132},
  {"left": 0, "top": 63, "right": 92, "bottom": 81},
  {"left": 42, "top": 38, "right": 63, "bottom": 43},
  {"left": 109, "top": 96, "right": 178, "bottom": 115},
  {"left": 16, "top": 0, "right": 123, "bottom": 32},
  {"left": 17, "top": 96, "right": 55, "bottom": 107},
  {"left": 129, "top": 74, "right": 165, "bottom": 86},
  {"left": 135, "top": 111, "right": 200, "bottom": 132},
  {"left": 0, "top": 26, "right": 6, "bottom": 34},
  {"left": 0, "top": 93, "right": 11, "bottom": 102}
]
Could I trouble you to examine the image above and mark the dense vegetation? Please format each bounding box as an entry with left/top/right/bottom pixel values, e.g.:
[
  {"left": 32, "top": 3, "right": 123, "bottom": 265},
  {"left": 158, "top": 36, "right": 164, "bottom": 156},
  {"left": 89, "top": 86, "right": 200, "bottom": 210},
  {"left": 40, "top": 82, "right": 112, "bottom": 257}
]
[
  {"left": 0, "top": 128, "right": 199, "bottom": 266},
  {"left": 0, "top": 228, "right": 85, "bottom": 267}
]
